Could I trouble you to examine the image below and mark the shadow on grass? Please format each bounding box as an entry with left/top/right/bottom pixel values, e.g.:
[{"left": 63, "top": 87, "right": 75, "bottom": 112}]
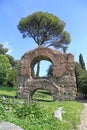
[
  {"left": 0, "top": 94, "right": 16, "bottom": 99},
  {"left": 38, "top": 90, "right": 51, "bottom": 96},
  {"left": 32, "top": 98, "right": 54, "bottom": 102},
  {"left": 77, "top": 99, "right": 87, "bottom": 103},
  {"left": 0, "top": 87, "right": 16, "bottom": 92},
  {"left": 0, "top": 94, "right": 54, "bottom": 103}
]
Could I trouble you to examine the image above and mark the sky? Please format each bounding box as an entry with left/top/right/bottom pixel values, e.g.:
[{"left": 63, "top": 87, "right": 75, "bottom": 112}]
[{"left": 0, "top": 0, "right": 87, "bottom": 75}]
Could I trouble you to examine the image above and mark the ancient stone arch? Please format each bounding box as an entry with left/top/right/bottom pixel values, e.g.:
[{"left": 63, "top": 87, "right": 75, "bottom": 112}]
[
  {"left": 17, "top": 47, "right": 77, "bottom": 101},
  {"left": 17, "top": 79, "right": 60, "bottom": 101}
]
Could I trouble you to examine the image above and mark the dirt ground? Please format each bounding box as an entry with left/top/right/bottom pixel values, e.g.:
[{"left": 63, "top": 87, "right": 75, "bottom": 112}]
[{"left": 78, "top": 100, "right": 87, "bottom": 130}]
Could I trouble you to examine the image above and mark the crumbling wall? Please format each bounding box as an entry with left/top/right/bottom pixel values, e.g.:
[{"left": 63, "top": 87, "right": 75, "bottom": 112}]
[{"left": 17, "top": 47, "right": 77, "bottom": 101}]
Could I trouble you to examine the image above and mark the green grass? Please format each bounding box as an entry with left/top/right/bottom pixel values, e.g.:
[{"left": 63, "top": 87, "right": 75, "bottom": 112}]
[
  {"left": 0, "top": 86, "right": 16, "bottom": 97},
  {"left": 0, "top": 86, "right": 84, "bottom": 130},
  {"left": 33, "top": 89, "right": 53, "bottom": 101},
  {"left": 40, "top": 101, "right": 83, "bottom": 129}
]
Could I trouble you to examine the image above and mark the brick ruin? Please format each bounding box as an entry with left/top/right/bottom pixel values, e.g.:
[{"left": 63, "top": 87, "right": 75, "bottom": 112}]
[{"left": 17, "top": 47, "right": 77, "bottom": 101}]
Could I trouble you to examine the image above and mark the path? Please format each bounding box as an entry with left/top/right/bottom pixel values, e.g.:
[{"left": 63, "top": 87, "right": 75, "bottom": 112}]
[{"left": 78, "top": 100, "right": 87, "bottom": 130}]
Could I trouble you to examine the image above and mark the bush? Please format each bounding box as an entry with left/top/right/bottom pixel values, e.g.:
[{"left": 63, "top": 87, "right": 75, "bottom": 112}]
[
  {"left": 14, "top": 102, "right": 46, "bottom": 119},
  {"left": 7, "top": 68, "right": 17, "bottom": 87},
  {"left": 0, "top": 55, "right": 11, "bottom": 86}
]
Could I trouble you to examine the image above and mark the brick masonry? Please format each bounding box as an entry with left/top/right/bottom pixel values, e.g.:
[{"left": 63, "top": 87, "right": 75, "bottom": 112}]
[{"left": 17, "top": 47, "right": 77, "bottom": 101}]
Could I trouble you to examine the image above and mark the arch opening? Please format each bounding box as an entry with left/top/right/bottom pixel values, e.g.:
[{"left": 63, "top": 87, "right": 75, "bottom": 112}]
[
  {"left": 30, "top": 55, "right": 53, "bottom": 78},
  {"left": 32, "top": 89, "right": 54, "bottom": 102}
]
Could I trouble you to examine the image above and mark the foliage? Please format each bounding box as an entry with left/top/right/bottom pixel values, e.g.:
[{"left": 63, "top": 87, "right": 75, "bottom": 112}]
[
  {"left": 0, "top": 43, "right": 19, "bottom": 87},
  {"left": 47, "top": 64, "right": 53, "bottom": 77},
  {"left": 0, "top": 95, "right": 83, "bottom": 130},
  {"left": 0, "top": 54, "right": 17, "bottom": 87},
  {"left": 14, "top": 102, "right": 45, "bottom": 119},
  {"left": 75, "top": 62, "right": 84, "bottom": 76},
  {"left": 0, "top": 43, "right": 16, "bottom": 67},
  {"left": 7, "top": 60, "right": 20, "bottom": 87},
  {"left": 0, "top": 55, "right": 11, "bottom": 86},
  {"left": 79, "top": 53, "right": 86, "bottom": 70},
  {"left": 7, "top": 68, "right": 17, "bottom": 87},
  {"left": 13, "top": 60, "right": 20, "bottom": 69},
  {"left": 0, "top": 43, "right": 8, "bottom": 55},
  {"left": 75, "top": 62, "right": 84, "bottom": 89},
  {"left": 6, "top": 54, "right": 19, "bottom": 68},
  {"left": 75, "top": 62, "right": 87, "bottom": 95},
  {"left": 0, "top": 87, "right": 84, "bottom": 130},
  {"left": 78, "top": 71, "right": 87, "bottom": 95},
  {"left": 18, "top": 11, "right": 71, "bottom": 50},
  {"left": 18, "top": 11, "right": 71, "bottom": 77}
]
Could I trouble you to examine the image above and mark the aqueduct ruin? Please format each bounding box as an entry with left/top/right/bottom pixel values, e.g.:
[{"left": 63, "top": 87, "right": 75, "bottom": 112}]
[{"left": 17, "top": 47, "right": 77, "bottom": 101}]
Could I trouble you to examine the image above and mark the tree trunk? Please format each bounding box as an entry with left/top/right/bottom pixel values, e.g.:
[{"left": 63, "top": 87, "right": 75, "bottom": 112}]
[{"left": 36, "top": 61, "right": 40, "bottom": 78}]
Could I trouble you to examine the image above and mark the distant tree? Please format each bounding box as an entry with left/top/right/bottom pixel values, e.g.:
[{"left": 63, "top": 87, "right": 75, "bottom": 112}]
[
  {"left": 6, "top": 55, "right": 20, "bottom": 69},
  {"left": 62, "top": 46, "right": 68, "bottom": 53},
  {"left": 18, "top": 11, "right": 71, "bottom": 77},
  {"left": 7, "top": 68, "right": 17, "bottom": 87},
  {"left": 79, "top": 53, "right": 86, "bottom": 70},
  {"left": 7, "top": 60, "right": 20, "bottom": 87},
  {"left": 47, "top": 64, "right": 53, "bottom": 77},
  {"left": 0, "top": 54, "right": 11, "bottom": 86},
  {"left": 0, "top": 43, "right": 8, "bottom": 55},
  {"left": 78, "top": 71, "right": 87, "bottom": 95},
  {"left": 75, "top": 62, "right": 84, "bottom": 89},
  {"left": 75, "top": 62, "right": 87, "bottom": 96},
  {"left": 13, "top": 60, "right": 20, "bottom": 69},
  {"left": 6, "top": 54, "right": 15, "bottom": 68},
  {"left": 0, "top": 43, "right": 19, "bottom": 69},
  {"left": 0, "top": 43, "right": 20, "bottom": 87}
]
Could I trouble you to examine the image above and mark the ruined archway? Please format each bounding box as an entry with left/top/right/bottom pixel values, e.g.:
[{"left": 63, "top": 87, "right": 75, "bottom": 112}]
[
  {"left": 17, "top": 47, "right": 77, "bottom": 101},
  {"left": 17, "top": 79, "right": 60, "bottom": 101},
  {"left": 19, "top": 47, "right": 67, "bottom": 77}
]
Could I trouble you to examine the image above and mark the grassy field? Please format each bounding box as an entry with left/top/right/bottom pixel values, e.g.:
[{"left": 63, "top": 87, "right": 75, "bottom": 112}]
[
  {"left": 0, "top": 86, "right": 84, "bottom": 130},
  {"left": 0, "top": 86, "right": 16, "bottom": 97}
]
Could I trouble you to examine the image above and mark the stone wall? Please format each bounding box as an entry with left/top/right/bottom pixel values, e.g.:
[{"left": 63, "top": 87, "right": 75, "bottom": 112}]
[{"left": 17, "top": 47, "right": 77, "bottom": 101}]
